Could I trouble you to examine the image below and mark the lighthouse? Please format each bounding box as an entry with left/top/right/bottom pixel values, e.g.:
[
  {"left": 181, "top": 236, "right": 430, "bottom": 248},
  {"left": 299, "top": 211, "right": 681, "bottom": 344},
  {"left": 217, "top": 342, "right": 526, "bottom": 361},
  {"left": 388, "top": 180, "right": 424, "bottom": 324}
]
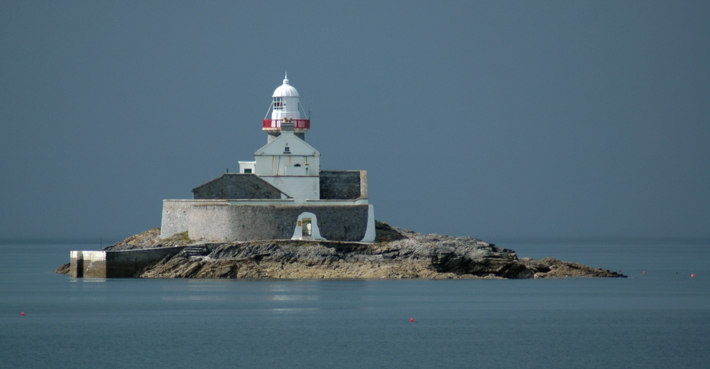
[
  {"left": 72, "top": 74, "right": 379, "bottom": 277},
  {"left": 262, "top": 73, "right": 310, "bottom": 142},
  {"left": 159, "top": 74, "right": 376, "bottom": 244},
  {"left": 238, "top": 74, "right": 320, "bottom": 201}
]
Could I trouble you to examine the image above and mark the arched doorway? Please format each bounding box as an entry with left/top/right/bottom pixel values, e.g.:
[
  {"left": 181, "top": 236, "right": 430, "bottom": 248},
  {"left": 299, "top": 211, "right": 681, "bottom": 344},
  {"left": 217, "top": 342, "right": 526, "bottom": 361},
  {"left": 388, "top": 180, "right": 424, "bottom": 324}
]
[{"left": 291, "top": 212, "right": 325, "bottom": 241}]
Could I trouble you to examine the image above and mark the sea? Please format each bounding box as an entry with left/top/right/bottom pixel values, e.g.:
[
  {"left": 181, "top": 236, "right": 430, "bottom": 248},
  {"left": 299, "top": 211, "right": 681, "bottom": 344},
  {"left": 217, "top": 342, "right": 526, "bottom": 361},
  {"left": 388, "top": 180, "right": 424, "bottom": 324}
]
[{"left": 1, "top": 238, "right": 709, "bottom": 369}]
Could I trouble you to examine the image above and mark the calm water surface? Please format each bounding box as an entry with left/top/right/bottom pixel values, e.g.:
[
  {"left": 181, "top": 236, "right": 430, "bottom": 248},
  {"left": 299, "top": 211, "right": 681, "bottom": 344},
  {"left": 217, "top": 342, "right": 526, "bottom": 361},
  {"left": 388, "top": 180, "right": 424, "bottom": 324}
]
[{"left": 1, "top": 240, "right": 709, "bottom": 368}]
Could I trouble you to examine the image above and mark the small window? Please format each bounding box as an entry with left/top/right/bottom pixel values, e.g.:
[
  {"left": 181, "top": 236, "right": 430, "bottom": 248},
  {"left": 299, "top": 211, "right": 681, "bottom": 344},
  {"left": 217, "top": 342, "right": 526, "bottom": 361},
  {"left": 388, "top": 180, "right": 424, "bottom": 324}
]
[
  {"left": 273, "top": 97, "right": 283, "bottom": 110},
  {"left": 244, "top": 168, "right": 252, "bottom": 174},
  {"left": 294, "top": 164, "right": 301, "bottom": 167}
]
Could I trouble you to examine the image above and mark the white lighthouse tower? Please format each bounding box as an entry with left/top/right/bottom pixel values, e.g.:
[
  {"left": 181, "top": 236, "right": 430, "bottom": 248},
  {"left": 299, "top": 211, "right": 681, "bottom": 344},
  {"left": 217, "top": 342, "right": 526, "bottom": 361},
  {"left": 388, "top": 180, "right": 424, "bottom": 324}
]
[
  {"left": 238, "top": 74, "right": 320, "bottom": 202},
  {"left": 262, "top": 73, "right": 310, "bottom": 142}
]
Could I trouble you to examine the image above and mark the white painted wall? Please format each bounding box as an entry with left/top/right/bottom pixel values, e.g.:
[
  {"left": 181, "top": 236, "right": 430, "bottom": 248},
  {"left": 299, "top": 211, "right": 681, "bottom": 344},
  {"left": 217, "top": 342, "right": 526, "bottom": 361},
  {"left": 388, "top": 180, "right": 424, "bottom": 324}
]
[
  {"left": 361, "top": 204, "right": 376, "bottom": 243},
  {"left": 254, "top": 130, "right": 320, "bottom": 177},
  {"left": 238, "top": 161, "right": 255, "bottom": 174},
  {"left": 254, "top": 155, "right": 319, "bottom": 176},
  {"left": 259, "top": 176, "right": 319, "bottom": 202},
  {"left": 251, "top": 128, "right": 320, "bottom": 202},
  {"left": 71, "top": 250, "right": 106, "bottom": 261}
]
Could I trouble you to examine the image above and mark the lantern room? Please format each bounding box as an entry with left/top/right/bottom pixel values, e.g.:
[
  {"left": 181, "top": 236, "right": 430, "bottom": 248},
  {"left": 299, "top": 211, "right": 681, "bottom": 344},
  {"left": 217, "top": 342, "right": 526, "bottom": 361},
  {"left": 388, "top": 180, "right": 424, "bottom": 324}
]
[{"left": 263, "top": 73, "right": 310, "bottom": 140}]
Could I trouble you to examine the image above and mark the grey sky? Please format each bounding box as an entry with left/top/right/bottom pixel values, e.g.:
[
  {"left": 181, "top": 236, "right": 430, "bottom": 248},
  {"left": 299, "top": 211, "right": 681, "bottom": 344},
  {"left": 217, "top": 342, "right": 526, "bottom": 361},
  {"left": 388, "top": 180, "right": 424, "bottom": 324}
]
[{"left": 2, "top": 1, "right": 709, "bottom": 242}]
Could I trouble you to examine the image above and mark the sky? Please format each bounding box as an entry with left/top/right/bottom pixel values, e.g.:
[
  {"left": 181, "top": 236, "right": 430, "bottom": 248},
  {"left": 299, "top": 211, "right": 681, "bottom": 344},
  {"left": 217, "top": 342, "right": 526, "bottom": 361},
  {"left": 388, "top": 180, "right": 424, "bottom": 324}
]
[{"left": 1, "top": 0, "right": 709, "bottom": 243}]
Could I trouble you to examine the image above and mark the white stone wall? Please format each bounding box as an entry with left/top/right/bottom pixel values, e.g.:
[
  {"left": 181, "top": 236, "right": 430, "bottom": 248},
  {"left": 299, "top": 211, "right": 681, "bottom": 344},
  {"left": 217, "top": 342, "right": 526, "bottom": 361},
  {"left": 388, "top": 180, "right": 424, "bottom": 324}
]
[
  {"left": 254, "top": 154, "right": 319, "bottom": 176},
  {"left": 160, "top": 200, "right": 193, "bottom": 238},
  {"left": 71, "top": 250, "right": 106, "bottom": 261},
  {"left": 69, "top": 250, "right": 107, "bottom": 278},
  {"left": 188, "top": 203, "right": 241, "bottom": 241},
  {"left": 159, "top": 199, "right": 371, "bottom": 242},
  {"left": 260, "top": 176, "right": 320, "bottom": 202}
]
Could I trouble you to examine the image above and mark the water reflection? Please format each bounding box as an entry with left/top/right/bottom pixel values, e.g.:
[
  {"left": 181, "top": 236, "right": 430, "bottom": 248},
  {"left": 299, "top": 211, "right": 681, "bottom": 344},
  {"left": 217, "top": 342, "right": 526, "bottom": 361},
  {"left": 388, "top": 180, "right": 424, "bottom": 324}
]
[
  {"left": 152, "top": 280, "right": 381, "bottom": 312},
  {"left": 270, "top": 307, "right": 320, "bottom": 314},
  {"left": 69, "top": 277, "right": 107, "bottom": 283}
]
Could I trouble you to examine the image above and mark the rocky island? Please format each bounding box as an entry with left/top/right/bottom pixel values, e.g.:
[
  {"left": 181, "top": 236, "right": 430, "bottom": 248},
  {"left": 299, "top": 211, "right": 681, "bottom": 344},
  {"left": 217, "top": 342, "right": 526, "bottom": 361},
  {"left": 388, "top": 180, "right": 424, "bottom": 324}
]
[
  {"left": 57, "top": 77, "right": 624, "bottom": 280},
  {"left": 56, "top": 221, "right": 624, "bottom": 279}
]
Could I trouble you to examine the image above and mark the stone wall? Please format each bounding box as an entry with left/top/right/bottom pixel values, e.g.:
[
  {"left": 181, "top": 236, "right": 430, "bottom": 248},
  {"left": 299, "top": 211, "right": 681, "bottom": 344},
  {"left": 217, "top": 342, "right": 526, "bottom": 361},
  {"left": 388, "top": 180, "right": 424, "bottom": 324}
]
[
  {"left": 192, "top": 174, "right": 284, "bottom": 199},
  {"left": 160, "top": 200, "right": 193, "bottom": 238},
  {"left": 188, "top": 203, "right": 369, "bottom": 242},
  {"left": 69, "top": 251, "right": 106, "bottom": 278},
  {"left": 69, "top": 247, "right": 184, "bottom": 278},
  {"left": 320, "top": 170, "right": 367, "bottom": 199}
]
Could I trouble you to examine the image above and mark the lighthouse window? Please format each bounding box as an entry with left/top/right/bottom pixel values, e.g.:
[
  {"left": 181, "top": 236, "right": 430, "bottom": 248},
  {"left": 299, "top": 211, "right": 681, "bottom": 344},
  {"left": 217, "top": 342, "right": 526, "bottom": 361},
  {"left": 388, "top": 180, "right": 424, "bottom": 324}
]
[
  {"left": 294, "top": 164, "right": 301, "bottom": 167},
  {"left": 273, "top": 97, "right": 283, "bottom": 110}
]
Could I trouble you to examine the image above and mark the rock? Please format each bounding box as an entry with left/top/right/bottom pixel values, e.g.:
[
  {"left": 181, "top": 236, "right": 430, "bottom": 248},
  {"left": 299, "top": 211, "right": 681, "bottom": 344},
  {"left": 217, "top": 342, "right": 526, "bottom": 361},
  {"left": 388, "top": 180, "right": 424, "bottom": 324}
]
[
  {"left": 54, "top": 263, "right": 70, "bottom": 274},
  {"left": 104, "top": 228, "right": 193, "bottom": 250},
  {"left": 520, "top": 257, "right": 621, "bottom": 278},
  {"left": 56, "top": 222, "right": 626, "bottom": 279}
]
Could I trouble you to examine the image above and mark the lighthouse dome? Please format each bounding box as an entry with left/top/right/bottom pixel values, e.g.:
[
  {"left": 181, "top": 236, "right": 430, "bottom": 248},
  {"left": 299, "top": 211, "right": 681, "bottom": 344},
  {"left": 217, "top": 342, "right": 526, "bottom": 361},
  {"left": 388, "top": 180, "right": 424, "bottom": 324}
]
[{"left": 272, "top": 75, "right": 299, "bottom": 97}]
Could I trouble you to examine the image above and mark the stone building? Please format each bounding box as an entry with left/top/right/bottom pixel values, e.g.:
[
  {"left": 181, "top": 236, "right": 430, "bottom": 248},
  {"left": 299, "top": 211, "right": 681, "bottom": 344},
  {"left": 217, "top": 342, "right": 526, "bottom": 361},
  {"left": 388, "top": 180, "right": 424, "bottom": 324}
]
[{"left": 160, "top": 75, "right": 375, "bottom": 242}]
